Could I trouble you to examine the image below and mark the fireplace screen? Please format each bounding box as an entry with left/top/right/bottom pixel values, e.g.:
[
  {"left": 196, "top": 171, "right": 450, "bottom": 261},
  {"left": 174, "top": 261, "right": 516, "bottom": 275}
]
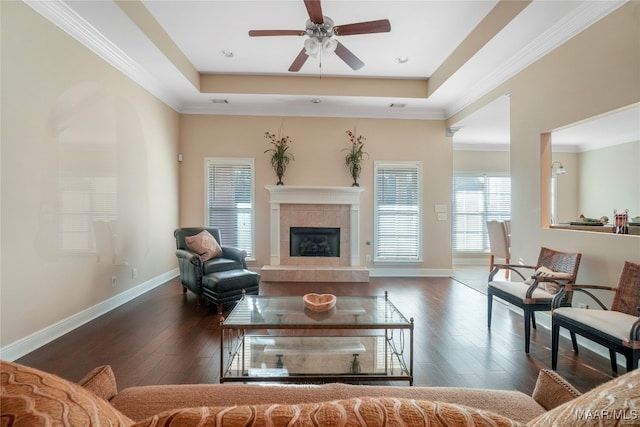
[{"left": 290, "top": 227, "right": 340, "bottom": 258}]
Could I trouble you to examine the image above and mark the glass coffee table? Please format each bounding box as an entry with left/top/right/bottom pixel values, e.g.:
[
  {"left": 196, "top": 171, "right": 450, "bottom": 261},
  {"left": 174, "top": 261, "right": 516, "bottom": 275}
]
[{"left": 220, "top": 292, "right": 414, "bottom": 384}]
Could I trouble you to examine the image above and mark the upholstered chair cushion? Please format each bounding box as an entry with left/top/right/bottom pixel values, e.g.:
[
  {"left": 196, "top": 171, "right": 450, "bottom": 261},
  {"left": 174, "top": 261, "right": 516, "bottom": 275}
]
[
  {"left": 0, "top": 360, "right": 133, "bottom": 426},
  {"left": 185, "top": 229, "right": 223, "bottom": 261},
  {"left": 527, "top": 368, "right": 640, "bottom": 426},
  {"left": 553, "top": 307, "right": 640, "bottom": 342},
  {"left": 132, "top": 397, "right": 520, "bottom": 427}
]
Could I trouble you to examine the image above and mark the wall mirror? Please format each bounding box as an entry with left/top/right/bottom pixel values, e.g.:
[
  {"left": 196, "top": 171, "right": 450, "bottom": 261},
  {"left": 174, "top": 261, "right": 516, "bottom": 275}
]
[{"left": 550, "top": 103, "right": 640, "bottom": 226}]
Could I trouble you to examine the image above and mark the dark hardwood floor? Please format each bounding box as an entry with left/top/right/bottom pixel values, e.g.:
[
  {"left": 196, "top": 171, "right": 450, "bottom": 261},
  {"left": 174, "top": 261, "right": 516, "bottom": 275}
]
[{"left": 16, "top": 275, "right": 616, "bottom": 395}]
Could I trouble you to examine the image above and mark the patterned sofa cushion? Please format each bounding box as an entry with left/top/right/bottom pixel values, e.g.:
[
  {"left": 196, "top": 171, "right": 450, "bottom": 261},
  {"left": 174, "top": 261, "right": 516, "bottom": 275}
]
[
  {"left": 0, "top": 360, "right": 133, "bottom": 426},
  {"left": 132, "top": 397, "right": 521, "bottom": 427}
]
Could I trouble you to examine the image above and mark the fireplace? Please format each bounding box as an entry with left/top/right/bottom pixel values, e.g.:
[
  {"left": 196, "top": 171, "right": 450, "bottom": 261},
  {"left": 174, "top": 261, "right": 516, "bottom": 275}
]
[
  {"left": 290, "top": 227, "right": 340, "bottom": 258},
  {"left": 262, "top": 185, "right": 369, "bottom": 282}
]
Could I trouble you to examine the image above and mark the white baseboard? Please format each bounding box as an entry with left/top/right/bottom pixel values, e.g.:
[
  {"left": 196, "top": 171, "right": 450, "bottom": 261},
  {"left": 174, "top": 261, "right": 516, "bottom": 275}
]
[{"left": 0, "top": 269, "right": 179, "bottom": 362}]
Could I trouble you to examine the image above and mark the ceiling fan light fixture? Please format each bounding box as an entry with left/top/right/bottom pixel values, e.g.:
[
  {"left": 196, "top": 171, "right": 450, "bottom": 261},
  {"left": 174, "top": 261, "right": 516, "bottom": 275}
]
[
  {"left": 304, "top": 37, "right": 320, "bottom": 57},
  {"left": 322, "top": 38, "right": 337, "bottom": 53},
  {"left": 248, "top": 1, "right": 391, "bottom": 72}
]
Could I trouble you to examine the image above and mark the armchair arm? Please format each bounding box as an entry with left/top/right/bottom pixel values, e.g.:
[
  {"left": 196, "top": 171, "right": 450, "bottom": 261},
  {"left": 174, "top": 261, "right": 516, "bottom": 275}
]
[
  {"left": 175, "top": 249, "right": 204, "bottom": 294},
  {"left": 221, "top": 246, "right": 248, "bottom": 269},
  {"left": 176, "top": 248, "right": 203, "bottom": 267},
  {"left": 524, "top": 276, "right": 573, "bottom": 299},
  {"left": 489, "top": 263, "right": 536, "bottom": 282},
  {"left": 551, "top": 283, "right": 616, "bottom": 309}
]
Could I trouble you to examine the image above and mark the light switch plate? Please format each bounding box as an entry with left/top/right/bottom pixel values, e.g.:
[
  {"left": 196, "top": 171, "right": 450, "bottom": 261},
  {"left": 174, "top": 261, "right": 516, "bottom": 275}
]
[{"left": 434, "top": 204, "right": 448, "bottom": 213}]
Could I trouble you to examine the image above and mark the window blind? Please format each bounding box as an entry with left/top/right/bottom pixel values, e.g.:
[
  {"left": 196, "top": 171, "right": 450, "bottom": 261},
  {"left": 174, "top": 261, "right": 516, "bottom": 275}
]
[
  {"left": 374, "top": 161, "right": 421, "bottom": 262},
  {"left": 452, "top": 173, "right": 510, "bottom": 253},
  {"left": 205, "top": 158, "right": 254, "bottom": 258}
]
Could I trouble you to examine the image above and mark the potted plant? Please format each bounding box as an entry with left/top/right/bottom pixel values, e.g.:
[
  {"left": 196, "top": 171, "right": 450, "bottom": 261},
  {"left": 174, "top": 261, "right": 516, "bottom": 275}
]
[
  {"left": 264, "top": 131, "right": 294, "bottom": 185},
  {"left": 343, "top": 130, "right": 368, "bottom": 186}
]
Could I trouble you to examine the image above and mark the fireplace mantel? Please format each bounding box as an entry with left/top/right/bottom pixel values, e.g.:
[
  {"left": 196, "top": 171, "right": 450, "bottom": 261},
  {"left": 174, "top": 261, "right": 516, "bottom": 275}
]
[
  {"left": 265, "top": 185, "right": 365, "bottom": 205},
  {"left": 265, "top": 186, "right": 366, "bottom": 279}
]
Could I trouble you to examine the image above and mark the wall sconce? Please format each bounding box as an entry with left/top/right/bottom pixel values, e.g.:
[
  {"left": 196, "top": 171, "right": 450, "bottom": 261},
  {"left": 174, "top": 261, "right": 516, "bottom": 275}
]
[{"left": 551, "top": 161, "right": 568, "bottom": 176}]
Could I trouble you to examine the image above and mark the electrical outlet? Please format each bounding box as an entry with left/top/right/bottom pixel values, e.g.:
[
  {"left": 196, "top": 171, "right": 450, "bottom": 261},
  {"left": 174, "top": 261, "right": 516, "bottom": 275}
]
[
  {"left": 132, "top": 268, "right": 137, "bottom": 279},
  {"left": 365, "top": 254, "right": 371, "bottom": 262},
  {"left": 437, "top": 213, "right": 447, "bottom": 221},
  {"left": 111, "top": 276, "right": 117, "bottom": 288}
]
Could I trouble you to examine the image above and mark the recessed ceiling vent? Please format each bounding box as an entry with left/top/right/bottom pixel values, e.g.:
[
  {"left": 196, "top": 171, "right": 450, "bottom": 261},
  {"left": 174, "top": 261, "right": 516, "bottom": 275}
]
[
  {"left": 389, "top": 103, "right": 406, "bottom": 108},
  {"left": 211, "top": 99, "right": 229, "bottom": 104}
]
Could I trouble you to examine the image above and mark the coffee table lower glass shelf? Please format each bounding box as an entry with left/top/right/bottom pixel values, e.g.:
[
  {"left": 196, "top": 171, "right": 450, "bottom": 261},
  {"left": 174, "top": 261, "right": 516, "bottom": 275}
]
[{"left": 220, "top": 294, "right": 413, "bottom": 384}]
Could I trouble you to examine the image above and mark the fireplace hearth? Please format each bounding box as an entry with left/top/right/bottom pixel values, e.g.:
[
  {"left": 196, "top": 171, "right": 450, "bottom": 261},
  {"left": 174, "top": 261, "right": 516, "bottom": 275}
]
[{"left": 290, "top": 227, "right": 340, "bottom": 257}]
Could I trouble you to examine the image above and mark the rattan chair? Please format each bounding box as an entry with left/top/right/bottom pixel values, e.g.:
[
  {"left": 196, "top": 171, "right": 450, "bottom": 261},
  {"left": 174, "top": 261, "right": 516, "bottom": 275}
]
[
  {"left": 487, "top": 247, "right": 582, "bottom": 353},
  {"left": 551, "top": 260, "right": 640, "bottom": 373}
]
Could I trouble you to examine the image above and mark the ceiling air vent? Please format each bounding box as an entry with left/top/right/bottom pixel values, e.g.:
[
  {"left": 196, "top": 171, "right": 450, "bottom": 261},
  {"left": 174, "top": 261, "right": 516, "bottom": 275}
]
[
  {"left": 389, "top": 103, "right": 406, "bottom": 108},
  {"left": 211, "top": 99, "right": 229, "bottom": 104}
]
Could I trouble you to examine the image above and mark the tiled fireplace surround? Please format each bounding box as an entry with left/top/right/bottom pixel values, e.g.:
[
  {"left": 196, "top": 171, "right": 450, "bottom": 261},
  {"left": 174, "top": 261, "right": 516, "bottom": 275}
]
[{"left": 261, "top": 186, "right": 369, "bottom": 282}]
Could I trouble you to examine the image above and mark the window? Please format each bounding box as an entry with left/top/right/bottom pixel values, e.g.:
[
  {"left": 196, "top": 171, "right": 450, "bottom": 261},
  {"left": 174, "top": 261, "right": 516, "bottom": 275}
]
[
  {"left": 452, "top": 173, "right": 511, "bottom": 253},
  {"left": 205, "top": 158, "right": 255, "bottom": 258},
  {"left": 374, "top": 161, "right": 422, "bottom": 262}
]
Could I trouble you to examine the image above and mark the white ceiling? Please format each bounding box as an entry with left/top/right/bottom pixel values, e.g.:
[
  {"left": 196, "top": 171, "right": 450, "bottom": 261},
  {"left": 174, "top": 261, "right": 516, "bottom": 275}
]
[{"left": 25, "top": 0, "right": 633, "bottom": 149}]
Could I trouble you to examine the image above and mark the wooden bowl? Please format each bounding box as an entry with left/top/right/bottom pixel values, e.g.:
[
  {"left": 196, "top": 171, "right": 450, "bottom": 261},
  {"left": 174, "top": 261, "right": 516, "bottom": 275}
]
[{"left": 303, "top": 293, "right": 337, "bottom": 312}]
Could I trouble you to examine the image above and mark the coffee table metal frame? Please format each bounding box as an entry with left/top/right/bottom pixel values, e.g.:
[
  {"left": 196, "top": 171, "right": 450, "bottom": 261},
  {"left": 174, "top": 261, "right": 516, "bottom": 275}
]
[{"left": 220, "top": 291, "right": 414, "bottom": 385}]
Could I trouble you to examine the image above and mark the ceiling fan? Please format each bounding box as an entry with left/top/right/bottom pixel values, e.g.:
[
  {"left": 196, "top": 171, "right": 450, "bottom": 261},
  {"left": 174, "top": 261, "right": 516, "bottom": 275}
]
[{"left": 248, "top": 0, "right": 391, "bottom": 72}]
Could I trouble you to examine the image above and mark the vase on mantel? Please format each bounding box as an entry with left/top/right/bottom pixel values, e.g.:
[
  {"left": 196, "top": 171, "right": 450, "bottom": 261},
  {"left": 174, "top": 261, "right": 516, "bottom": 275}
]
[
  {"left": 275, "top": 161, "right": 285, "bottom": 186},
  {"left": 350, "top": 163, "right": 361, "bottom": 187}
]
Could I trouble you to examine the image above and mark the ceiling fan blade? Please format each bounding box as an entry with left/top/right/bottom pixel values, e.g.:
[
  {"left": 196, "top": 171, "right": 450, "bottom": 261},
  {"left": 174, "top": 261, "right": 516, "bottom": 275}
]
[
  {"left": 334, "top": 42, "right": 364, "bottom": 71},
  {"left": 249, "top": 30, "right": 304, "bottom": 37},
  {"left": 304, "top": 0, "right": 324, "bottom": 24},
  {"left": 334, "top": 19, "right": 391, "bottom": 36},
  {"left": 288, "top": 48, "right": 309, "bottom": 72}
]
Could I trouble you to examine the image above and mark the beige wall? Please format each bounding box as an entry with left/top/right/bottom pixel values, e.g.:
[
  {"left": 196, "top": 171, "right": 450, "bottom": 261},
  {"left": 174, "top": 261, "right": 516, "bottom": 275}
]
[
  {"left": 553, "top": 142, "right": 639, "bottom": 225},
  {"left": 178, "top": 116, "right": 453, "bottom": 274},
  {"left": 578, "top": 141, "right": 640, "bottom": 219},
  {"left": 552, "top": 152, "right": 579, "bottom": 224},
  {"left": 453, "top": 150, "right": 510, "bottom": 172},
  {"left": 508, "top": 2, "right": 640, "bottom": 284},
  {"left": 0, "top": 2, "right": 180, "bottom": 350}
]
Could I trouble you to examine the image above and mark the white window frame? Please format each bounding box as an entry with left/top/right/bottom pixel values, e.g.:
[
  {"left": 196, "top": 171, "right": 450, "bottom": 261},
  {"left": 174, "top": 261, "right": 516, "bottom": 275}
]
[
  {"left": 204, "top": 157, "right": 255, "bottom": 260},
  {"left": 373, "top": 160, "right": 422, "bottom": 263},
  {"left": 451, "top": 172, "right": 511, "bottom": 254}
]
